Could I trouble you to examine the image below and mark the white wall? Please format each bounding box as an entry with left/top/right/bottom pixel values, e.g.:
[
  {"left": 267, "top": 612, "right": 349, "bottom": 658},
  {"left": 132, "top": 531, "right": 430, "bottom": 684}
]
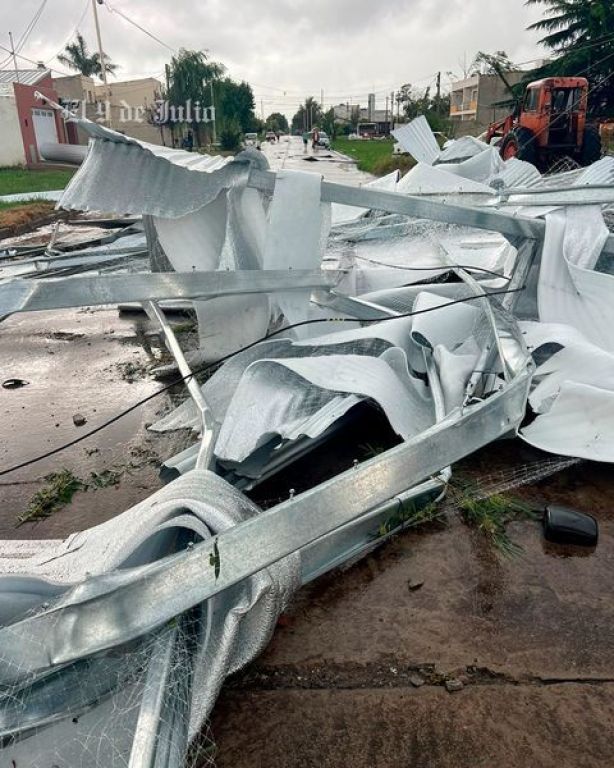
[{"left": 0, "top": 86, "right": 25, "bottom": 166}]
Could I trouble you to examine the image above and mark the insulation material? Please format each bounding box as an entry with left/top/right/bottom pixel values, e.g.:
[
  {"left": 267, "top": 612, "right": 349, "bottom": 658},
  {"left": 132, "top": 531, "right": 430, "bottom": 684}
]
[
  {"left": 263, "top": 169, "right": 329, "bottom": 333},
  {"left": 537, "top": 206, "right": 612, "bottom": 352},
  {"left": 392, "top": 116, "right": 440, "bottom": 164}
]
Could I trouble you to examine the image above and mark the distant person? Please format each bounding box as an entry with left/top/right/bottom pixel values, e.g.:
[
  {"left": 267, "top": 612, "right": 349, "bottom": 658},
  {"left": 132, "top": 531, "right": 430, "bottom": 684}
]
[
  {"left": 186, "top": 130, "right": 194, "bottom": 151},
  {"left": 302, "top": 131, "right": 309, "bottom": 153},
  {"left": 311, "top": 126, "right": 319, "bottom": 150}
]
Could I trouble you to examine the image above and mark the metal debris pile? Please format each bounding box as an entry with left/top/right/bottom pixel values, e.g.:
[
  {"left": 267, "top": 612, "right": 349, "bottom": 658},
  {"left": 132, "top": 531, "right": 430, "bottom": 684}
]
[{"left": 0, "top": 114, "right": 613, "bottom": 766}]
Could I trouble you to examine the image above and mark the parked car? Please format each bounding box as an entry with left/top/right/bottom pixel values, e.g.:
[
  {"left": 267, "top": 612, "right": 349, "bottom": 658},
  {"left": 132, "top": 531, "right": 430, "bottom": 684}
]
[
  {"left": 316, "top": 131, "right": 330, "bottom": 149},
  {"left": 265, "top": 131, "right": 277, "bottom": 142},
  {"left": 244, "top": 132, "right": 259, "bottom": 148}
]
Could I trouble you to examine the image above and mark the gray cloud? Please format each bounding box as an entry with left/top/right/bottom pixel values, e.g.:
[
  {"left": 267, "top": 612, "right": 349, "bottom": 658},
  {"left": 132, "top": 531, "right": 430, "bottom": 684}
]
[{"left": 2, "top": 0, "right": 546, "bottom": 118}]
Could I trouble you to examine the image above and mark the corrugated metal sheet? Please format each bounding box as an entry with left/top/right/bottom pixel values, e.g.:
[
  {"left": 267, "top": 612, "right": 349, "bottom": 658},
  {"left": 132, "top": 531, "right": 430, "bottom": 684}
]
[
  {"left": 59, "top": 118, "right": 270, "bottom": 217},
  {"left": 0, "top": 69, "right": 49, "bottom": 85},
  {"left": 392, "top": 116, "right": 440, "bottom": 165}
]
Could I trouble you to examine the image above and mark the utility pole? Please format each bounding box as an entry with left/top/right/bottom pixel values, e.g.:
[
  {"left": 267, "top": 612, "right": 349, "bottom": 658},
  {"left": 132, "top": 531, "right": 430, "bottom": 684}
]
[
  {"left": 385, "top": 95, "right": 389, "bottom": 135},
  {"left": 261, "top": 98, "right": 264, "bottom": 122},
  {"left": 390, "top": 90, "right": 395, "bottom": 130},
  {"left": 8, "top": 32, "right": 19, "bottom": 82},
  {"left": 436, "top": 71, "right": 441, "bottom": 113},
  {"left": 321, "top": 88, "right": 324, "bottom": 111},
  {"left": 92, "top": 0, "right": 112, "bottom": 127},
  {"left": 210, "top": 81, "right": 217, "bottom": 145}
]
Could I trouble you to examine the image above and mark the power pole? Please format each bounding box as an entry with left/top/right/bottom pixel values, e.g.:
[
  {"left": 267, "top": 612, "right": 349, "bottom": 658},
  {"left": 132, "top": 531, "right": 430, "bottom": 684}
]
[
  {"left": 261, "top": 99, "right": 264, "bottom": 121},
  {"left": 321, "top": 88, "right": 324, "bottom": 111},
  {"left": 8, "top": 32, "right": 19, "bottom": 82},
  {"left": 92, "top": 0, "right": 112, "bottom": 127},
  {"left": 210, "top": 81, "right": 217, "bottom": 145},
  {"left": 436, "top": 71, "right": 441, "bottom": 113},
  {"left": 385, "top": 95, "right": 389, "bottom": 135}
]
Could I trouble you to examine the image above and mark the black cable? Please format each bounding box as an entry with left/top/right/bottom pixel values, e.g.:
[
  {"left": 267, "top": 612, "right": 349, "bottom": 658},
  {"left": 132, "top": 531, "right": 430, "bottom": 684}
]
[
  {"left": 352, "top": 256, "right": 508, "bottom": 280},
  {"left": 0, "top": 285, "right": 525, "bottom": 478}
]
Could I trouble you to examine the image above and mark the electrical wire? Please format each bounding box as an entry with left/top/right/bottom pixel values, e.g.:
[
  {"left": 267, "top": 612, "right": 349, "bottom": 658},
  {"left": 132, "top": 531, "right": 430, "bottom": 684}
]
[
  {"left": 352, "top": 256, "right": 508, "bottom": 280},
  {"left": 101, "top": 0, "right": 176, "bottom": 54},
  {"left": 0, "top": 284, "right": 525, "bottom": 478}
]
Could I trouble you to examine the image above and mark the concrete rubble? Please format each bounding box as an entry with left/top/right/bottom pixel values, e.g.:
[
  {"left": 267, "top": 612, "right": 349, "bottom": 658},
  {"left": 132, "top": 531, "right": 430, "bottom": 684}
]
[{"left": 0, "top": 113, "right": 613, "bottom": 766}]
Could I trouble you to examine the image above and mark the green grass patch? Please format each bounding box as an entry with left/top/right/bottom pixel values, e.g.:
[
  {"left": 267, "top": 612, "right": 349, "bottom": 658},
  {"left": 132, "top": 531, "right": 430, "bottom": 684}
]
[
  {"left": 18, "top": 469, "right": 84, "bottom": 525},
  {"left": 332, "top": 137, "right": 415, "bottom": 176},
  {"left": 0, "top": 167, "right": 75, "bottom": 196},
  {"left": 450, "top": 477, "right": 538, "bottom": 556}
]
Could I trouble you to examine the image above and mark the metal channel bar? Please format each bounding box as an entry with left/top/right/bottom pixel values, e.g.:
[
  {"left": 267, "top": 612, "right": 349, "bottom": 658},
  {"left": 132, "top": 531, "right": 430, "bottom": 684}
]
[
  {"left": 248, "top": 169, "right": 614, "bottom": 256},
  {"left": 0, "top": 364, "right": 531, "bottom": 681},
  {"left": 128, "top": 626, "right": 178, "bottom": 768},
  {"left": 0, "top": 269, "right": 338, "bottom": 318},
  {"left": 143, "top": 300, "right": 215, "bottom": 469}
]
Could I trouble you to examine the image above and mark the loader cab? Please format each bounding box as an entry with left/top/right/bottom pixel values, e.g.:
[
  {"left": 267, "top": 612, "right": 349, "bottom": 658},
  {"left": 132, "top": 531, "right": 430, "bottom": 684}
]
[{"left": 519, "top": 77, "right": 589, "bottom": 149}]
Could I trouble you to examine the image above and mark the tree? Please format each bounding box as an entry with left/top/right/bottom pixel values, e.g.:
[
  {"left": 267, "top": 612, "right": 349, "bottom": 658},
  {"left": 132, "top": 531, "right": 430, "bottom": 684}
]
[
  {"left": 57, "top": 33, "right": 117, "bottom": 78},
  {"left": 291, "top": 97, "right": 322, "bottom": 133},
  {"left": 471, "top": 50, "right": 514, "bottom": 75},
  {"left": 396, "top": 83, "right": 451, "bottom": 134},
  {"left": 265, "top": 112, "right": 289, "bottom": 133},
  {"left": 165, "top": 49, "right": 225, "bottom": 145},
  {"left": 525, "top": 0, "right": 614, "bottom": 116},
  {"left": 216, "top": 78, "right": 258, "bottom": 133}
]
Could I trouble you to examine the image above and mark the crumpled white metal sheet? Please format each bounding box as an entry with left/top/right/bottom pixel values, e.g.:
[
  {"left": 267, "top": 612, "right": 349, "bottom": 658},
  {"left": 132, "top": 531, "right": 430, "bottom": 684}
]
[
  {"left": 396, "top": 162, "right": 493, "bottom": 196},
  {"left": 436, "top": 135, "right": 490, "bottom": 163},
  {"left": 392, "top": 115, "right": 440, "bottom": 164},
  {"left": 522, "top": 381, "right": 614, "bottom": 461},
  {"left": 0, "top": 469, "right": 300, "bottom": 737},
  {"left": 264, "top": 169, "right": 330, "bottom": 334},
  {"left": 214, "top": 350, "right": 433, "bottom": 466},
  {"left": 518, "top": 321, "right": 614, "bottom": 460},
  {"left": 331, "top": 170, "right": 400, "bottom": 226},
  {"left": 537, "top": 206, "right": 612, "bottom": 351},
  {"left": 59, "top": 118, "right": 269, "bottom": 218}
]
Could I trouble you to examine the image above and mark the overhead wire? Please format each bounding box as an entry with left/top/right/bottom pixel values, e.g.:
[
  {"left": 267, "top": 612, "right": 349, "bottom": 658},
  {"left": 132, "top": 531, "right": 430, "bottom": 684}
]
[{"left": 0, "top": 284, "right": 525, "bottom": 478}]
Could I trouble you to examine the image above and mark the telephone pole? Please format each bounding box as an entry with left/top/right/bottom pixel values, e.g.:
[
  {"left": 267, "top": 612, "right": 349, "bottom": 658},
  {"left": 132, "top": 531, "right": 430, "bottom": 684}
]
[
  {"left": 436, "top": 71, "right": 441, "bottom": 113},
  {"left": 8, "top": 32, "right": 19, "bottom": 82},
  {"left": 92, "top": 0, "right": 112, "bottom": 127}
]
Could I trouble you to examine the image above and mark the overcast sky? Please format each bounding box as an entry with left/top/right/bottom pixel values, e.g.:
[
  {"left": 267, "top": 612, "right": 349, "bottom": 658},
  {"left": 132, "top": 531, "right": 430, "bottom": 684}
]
[{"left": 2, "top": 0, "right": 548, "bottom": 119}]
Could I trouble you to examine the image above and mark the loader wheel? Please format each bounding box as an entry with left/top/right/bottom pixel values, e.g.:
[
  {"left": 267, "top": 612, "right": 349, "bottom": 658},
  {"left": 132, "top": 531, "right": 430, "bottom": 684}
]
[
  {"left": 579, "top": 124, "right": 602, "bottom": 166},
  {"left": 500, "top": 127, "right": 537, "bottom": 166}
]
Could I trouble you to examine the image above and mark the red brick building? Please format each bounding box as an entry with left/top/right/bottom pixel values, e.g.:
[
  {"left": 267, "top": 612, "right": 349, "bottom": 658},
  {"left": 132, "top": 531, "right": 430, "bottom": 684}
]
[{"left": 0, "top": 68, "right": 66, "bottom": 167}]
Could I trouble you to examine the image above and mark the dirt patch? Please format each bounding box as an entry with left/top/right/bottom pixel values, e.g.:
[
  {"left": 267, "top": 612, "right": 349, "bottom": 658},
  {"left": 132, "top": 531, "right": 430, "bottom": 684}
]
[{"left": 0, "top": 202, "right": 61, "bottom": 239}]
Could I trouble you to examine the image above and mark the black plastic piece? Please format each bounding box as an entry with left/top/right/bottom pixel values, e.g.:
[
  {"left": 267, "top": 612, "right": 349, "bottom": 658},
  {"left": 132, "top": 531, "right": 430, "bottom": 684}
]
[{"left": 543, "top": 505, "right": 598, "bottom": 547}]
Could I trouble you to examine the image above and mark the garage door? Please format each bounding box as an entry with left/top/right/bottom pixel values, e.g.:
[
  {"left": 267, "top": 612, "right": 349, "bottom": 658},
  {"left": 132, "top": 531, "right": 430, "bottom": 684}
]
[{"left": 32, "top": 108, "right": 58, "bottom": 160}]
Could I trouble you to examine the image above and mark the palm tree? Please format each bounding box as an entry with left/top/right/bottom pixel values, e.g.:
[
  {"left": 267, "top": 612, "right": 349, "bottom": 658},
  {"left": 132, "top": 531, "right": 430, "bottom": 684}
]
[
  {"left": 525, "top": 0, "right": 613, "bottom": 115},
  {"left": 57, "top": 33, "right": 117, "bottom": 78}
]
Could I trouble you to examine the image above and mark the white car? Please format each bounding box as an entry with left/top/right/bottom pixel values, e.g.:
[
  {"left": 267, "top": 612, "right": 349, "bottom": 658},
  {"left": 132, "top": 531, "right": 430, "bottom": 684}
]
[{"left": 316, "top": 131, "right": 331, "bottom": 149}]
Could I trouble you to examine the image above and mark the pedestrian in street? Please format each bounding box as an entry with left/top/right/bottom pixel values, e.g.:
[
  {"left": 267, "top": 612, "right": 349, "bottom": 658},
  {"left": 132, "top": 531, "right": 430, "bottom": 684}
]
[
  {"left": 302, "top": 131, "right": 309, "bottom": 153},
  {"left": 311, "top": 126, "right": 320, "bottom": 151}
]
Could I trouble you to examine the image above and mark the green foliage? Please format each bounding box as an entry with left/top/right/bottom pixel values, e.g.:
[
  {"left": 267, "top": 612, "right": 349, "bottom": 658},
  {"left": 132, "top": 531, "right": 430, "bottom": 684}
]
[
  {"left": 291, "top": 96, "right": 322, "bottom": 133},
  {"left": 450, "top": 477, "right": 537, "bottom": 556},
  {"left": 471, "top": 50, "right": 515, "bottom": 75},
  {"left": 395, "top": 84, "right": 452, "bottom": 135},
  {"left": 57, "top": 33, "right": 116, "bottom": 78},
  {"left": 525, "top": 0, "right": 614, "bottom": 117},
  {"left": 376, "top": 498, "right": 443, "bottom": 538},
  {"left": 219, "top": 119, "right": 242, "bottom": 151},
  {"left": 19, "top": 470, "right": 84, "bottom": 525},
  {"left": 0, "top": 167, "right": 75, "bottom": 196},
  {"left": 216, "top": 78, "right": 257, "bottom": 133},
  {"left": 265, "top": 112, "right": 289, "bottom": 133}
]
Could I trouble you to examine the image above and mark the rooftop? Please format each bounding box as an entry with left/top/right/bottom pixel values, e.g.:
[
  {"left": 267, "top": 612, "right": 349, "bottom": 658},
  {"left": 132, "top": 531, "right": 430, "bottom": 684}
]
[{"left": 0, "top": 68, "right": 50, "bottom": 86}]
